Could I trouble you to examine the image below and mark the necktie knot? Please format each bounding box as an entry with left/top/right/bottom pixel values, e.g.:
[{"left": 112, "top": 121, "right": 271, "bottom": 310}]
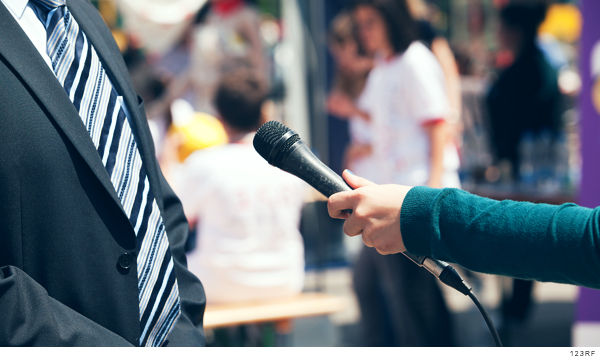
[
  {"left": 27, "top": 0, "right": 66, "bottom": 32},
  {"left": 29, "top": 0, "right": 66, "bottom": 10}
]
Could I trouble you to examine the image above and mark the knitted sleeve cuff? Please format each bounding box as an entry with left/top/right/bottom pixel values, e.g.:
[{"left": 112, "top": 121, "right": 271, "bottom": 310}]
[{"left": 400, "top": 186, "right": 443, "bottom": 256}]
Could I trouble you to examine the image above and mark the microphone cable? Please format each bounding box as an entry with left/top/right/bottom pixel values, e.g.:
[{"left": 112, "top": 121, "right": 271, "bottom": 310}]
[
  {"left": 403, "top": 253, "right": 502, "bottom": 347},
  {"left": 469, "top": 291, "right": 503, "bottom": 347}
]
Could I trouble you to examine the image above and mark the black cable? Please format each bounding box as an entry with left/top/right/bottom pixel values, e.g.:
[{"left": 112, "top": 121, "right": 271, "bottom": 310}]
[
  {"left": 468, "top": 291, "right": 503, "bottom": 347},
  {"left": 403, "top": 254, "right": 503, "bottom": 347}
]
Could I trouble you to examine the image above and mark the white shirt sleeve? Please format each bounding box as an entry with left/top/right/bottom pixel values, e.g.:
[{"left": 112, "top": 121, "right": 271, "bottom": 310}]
[{"left": 401, "top": 44, "right": 449, "bottom": 124}]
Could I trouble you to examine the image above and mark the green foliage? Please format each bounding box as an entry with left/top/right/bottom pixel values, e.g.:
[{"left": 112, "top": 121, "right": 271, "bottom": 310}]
[{"left": 256, "top": 0, "right": 281, "bottom": 18}]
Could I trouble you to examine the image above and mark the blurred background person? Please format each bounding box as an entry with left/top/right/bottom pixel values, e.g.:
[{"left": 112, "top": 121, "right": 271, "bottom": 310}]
[
  {"left": 189, "top": 0, "right": 268, "bottom": 113},
  {"left": 141, "top": 0, "right": 271, "bottom": 169},
  {"left": 176, "top": 67, "right": 306, "bottom": 304},
  {"left": 487, "top": 3, "right": 562, "bottom": 179},
  {"left": 328, "top": 0, "right": 458, "bottom": 347},
  {"left": 327, "top": 11, "right": 376, "bottom": 183},
  {"left": 143, "top": 0, "right": 269, "bottom": 120},
  {"left": 486, "top": 2, "right": 563, "bottom": 331}
]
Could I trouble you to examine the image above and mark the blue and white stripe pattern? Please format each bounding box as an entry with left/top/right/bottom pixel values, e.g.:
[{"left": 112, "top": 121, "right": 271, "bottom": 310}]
[{"left": 29, "top": 0, "right": 181, "bottom": 347}]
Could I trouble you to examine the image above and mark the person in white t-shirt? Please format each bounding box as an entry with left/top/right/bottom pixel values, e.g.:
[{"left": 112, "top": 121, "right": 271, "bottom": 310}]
[
  {"left": 328, "top": 0, "right": 455, "bottom": 347},
  {"left": 356, "top": 41, "right": 461, "bottom": 188},
  {"left": 329, "top": 12, "right": 460, "bottom": 188},
  {"left": 177, "top": 68, "right": 306, "bottom": 304}
]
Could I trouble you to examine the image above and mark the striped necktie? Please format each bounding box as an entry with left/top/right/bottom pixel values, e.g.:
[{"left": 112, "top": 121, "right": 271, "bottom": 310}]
[{"left": 28, "top": 0, "right": 181, "bottom": 347}]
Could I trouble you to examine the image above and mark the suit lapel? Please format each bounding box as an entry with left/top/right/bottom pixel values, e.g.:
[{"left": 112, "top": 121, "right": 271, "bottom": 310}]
[
  {"left": 0, "top": 3, "right": 133, "bottom": 226},
  {"left": 1, "top": 0, "right": 166, "bottom": 217},
  {"left": 67, "top": 0, "right": 166, "bottom": 210}
]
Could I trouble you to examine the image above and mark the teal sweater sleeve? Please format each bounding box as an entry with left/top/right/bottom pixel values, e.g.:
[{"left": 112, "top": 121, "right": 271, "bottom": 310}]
[{"left": 400, "top": 187, "right": 600, "bottom": 289}]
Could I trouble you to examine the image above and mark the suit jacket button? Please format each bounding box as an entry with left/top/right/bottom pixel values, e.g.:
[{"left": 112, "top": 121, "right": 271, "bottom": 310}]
[{"left": 118, "top": 253, "right": 134, "bottom": 269}]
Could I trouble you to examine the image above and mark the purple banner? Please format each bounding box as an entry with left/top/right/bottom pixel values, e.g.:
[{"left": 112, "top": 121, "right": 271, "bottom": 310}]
[{"left": 576, "top": 0, "right": 600, "bottom": 324}]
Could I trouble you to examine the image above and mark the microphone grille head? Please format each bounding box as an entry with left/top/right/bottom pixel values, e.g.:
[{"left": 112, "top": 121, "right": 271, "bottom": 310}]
[{"left": 254, "top": 121, "right": 300, "bottom": 162}]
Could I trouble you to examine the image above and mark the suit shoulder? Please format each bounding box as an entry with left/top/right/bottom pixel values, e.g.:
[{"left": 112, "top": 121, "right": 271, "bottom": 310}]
[
  {"left": 68, "top": 0, "right": 115, "bottom": 41},
  {"left": 68, "top": 0, "right": 101, "bottom": 14}
]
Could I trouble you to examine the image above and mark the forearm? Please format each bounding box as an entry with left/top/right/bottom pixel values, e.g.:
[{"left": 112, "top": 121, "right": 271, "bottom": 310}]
[
  {"left": 431, "top": 38, "right": 462, "bottom": 116},
  {"left": 401, "top": 187, "right": 600, "bottom": 289},
  {"left": 353, "top": 108, "right": 371, "bottom": 122},
  {"left": 425, "top": 122, "right": 446, "bottom": 188}
]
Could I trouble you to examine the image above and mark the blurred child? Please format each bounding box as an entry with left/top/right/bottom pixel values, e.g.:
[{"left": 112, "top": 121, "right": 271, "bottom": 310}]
[{"left": 177, "top": 67, "right": 306, "bottom": 304}]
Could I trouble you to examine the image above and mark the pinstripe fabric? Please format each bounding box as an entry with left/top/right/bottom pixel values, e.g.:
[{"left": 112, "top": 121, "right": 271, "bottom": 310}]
[{"left": 29, "top": 0, "right": 180, "bottom": 347}]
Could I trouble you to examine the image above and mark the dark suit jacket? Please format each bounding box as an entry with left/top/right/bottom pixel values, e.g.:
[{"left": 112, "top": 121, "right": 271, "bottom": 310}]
[{"left": 0, "top": 0, "right": 206, "bottom": 346}]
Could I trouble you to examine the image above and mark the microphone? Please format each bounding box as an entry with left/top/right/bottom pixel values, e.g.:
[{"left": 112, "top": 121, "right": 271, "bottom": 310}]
[
  {"left": 253, "top": 120, "right": 353, "bottom": 198},
  {"left": 253, "top": 121, "right": 472, "bottom": 296}
]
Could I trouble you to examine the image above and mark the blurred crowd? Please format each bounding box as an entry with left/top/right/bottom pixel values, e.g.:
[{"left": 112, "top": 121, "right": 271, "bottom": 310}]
[{"left": 93, "top": 0, "right": 583, "bottom": 347}]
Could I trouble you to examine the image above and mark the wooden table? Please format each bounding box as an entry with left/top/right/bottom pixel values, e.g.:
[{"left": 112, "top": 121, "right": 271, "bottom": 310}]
[{"left": 203, "top": 292, "right": 348, "bottom": 330}]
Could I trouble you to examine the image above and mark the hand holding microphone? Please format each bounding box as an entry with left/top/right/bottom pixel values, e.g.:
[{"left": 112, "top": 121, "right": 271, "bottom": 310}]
[
  {"left": 328, "top": 170, "right": 412, "bottom": 256},
  {"left": 253, "top": 121, "right": 471, "bottom": 295}
]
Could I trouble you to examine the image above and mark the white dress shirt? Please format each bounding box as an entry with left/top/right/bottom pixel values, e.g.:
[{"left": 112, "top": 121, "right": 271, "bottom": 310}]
[{"left": 1, "top": 0, "right": 52, "bottom": 69}]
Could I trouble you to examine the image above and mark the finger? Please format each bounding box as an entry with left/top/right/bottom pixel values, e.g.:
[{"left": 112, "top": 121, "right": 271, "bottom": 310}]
[
  {"left": 343, "top": 170, "right": 376, "bottom": 190},
  {"left": 361, "top": 233, "right": 374, "bottom": 248},
  {"left": 376, "top": 248, "right": 390, "bottom": 256},
  {"left": 335, "top": 211, "right": 351, "bottom": 220},
  {"left": 328, "top": 192, "right": 357, "bottom": 219},
  {"left": 343, "top": 216, "right": 363, "bottom": 237}
]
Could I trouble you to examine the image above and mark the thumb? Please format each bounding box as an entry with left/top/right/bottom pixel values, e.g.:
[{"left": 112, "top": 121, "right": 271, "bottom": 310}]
[{"left": 343, "top": 170, "right": 376, "bottom": 189}]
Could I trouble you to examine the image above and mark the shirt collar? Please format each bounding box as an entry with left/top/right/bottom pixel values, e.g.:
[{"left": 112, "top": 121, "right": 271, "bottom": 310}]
[{"left": 1, "top": 0, "right": 29, "bottom": 19}]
